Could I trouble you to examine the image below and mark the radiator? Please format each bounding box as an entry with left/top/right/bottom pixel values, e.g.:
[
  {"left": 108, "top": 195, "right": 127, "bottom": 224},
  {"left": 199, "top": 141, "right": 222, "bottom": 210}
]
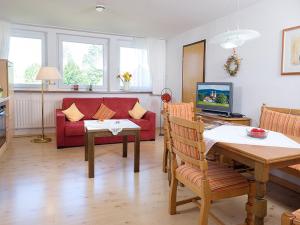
[{"left": 14, "top": 95, "right": 61, "bottom": 129}]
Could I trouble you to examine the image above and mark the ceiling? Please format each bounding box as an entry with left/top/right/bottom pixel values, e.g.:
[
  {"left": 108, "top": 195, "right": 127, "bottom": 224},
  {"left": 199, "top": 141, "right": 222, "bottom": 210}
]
[{"left": 0, "top": 0, "right": 261, "bottom": 38}]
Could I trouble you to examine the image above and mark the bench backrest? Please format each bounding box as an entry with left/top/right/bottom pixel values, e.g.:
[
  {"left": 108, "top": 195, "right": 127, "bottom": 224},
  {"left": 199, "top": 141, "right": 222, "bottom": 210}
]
[{"left": 259, "top": 104, "right": 300, "bottom": 137}]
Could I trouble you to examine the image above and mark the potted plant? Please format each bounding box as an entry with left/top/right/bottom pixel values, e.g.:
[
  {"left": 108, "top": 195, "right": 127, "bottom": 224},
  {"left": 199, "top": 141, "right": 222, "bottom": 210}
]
[{"left": 117, "top": 72, "right": 132, "bottom": 91}]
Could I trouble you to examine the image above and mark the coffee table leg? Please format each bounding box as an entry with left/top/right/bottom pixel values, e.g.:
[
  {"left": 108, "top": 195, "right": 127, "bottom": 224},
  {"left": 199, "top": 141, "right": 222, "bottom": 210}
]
[
  {"left": 84, "top": 130, "right": 88, "bottom": 161},
  {"left": 88, "top": 133, "right": 95, "bottom": 178},
  {"left": 134, "top": 131, "right": 140, "bottom": 173},
  {"left": 123, "top": 135, "right": 128, "bottom": 158}
]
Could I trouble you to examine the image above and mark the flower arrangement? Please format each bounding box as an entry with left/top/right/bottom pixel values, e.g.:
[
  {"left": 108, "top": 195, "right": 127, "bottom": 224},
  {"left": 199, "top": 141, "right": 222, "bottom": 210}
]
[{"left": 117, "top": 72, "right": 132, "bottom": 82}]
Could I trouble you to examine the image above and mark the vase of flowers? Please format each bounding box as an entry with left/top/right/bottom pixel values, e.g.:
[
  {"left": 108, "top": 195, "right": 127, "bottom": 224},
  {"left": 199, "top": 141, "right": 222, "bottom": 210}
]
[{"left": 117, "top": 72, "right": 132, "bottom": 91}]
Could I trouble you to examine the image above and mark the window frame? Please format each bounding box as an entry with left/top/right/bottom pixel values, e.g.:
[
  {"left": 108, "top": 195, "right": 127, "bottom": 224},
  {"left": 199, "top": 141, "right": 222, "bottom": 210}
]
[
  {"left": 57, "top": 34, "right": 108, "bottom": 90},
  {"left": 118, "top": 40, "right": 152, "bottom": 92},
  {"left": 9, "top": 29, "right": 47, "bottom": 89}
]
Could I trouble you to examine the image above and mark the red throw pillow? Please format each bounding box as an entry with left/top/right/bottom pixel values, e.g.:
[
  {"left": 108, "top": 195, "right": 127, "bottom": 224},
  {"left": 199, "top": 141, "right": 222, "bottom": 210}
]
[{"left": 93, "top": 104, "right": 116, "bottom": 120}]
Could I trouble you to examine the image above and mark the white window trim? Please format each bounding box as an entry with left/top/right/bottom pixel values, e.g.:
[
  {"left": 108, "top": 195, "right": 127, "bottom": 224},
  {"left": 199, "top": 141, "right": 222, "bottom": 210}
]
[
  {"left": 57, "top": 34, "right": 109, "bottom": 91},
  {"left": 10, "top": 29, "right": 47, "bottom": 89}
]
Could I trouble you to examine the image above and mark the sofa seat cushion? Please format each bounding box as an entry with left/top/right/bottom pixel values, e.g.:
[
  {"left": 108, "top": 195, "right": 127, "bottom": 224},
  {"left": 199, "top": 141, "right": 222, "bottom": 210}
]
[
  {"left": 65, "top": 121, "right": 85, "bottom": 137},
  {"left": 176, "top": 162, "right": 249, "bottom": 192},
  {"left": 129, "top": 119, "right": 152, "bottom": 131}
]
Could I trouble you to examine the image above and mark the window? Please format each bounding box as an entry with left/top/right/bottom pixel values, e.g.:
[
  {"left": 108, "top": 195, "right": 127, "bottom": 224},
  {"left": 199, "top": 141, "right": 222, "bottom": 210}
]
[
  {"left": 8, "top": 30, "right": 45, "bottom": 87},
  {"left": 58, "top": 35, "right": 108, "bottom": 89},
  {"left": 119, "top": 41, "right": 152, "bottom": 91}
]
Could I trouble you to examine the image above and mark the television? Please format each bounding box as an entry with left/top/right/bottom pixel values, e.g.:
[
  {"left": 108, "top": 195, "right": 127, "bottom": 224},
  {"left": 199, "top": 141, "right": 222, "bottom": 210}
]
[{"left": 196, "top": 82, "right": 233, "bottom": 114}]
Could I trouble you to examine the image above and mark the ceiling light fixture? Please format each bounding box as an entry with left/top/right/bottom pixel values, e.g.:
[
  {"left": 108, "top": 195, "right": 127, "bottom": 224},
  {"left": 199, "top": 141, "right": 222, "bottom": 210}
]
[
  {"left": 96, "top": 5, "right": 106, "bottom": 12},
  {"left": 210, "top": 0, "right": 260, "bottom": 49}
]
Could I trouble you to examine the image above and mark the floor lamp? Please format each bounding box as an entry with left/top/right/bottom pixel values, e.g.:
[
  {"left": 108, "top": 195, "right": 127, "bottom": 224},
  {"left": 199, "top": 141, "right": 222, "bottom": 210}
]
[{"left": 32, "top": 67, "right": 61, "bottom": 143}]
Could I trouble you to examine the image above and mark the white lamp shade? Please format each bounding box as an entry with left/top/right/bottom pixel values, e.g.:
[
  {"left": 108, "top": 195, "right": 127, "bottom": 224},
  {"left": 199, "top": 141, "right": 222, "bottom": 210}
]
[{"left": 36, "top": 67, "right": 61, "bottom": 81}]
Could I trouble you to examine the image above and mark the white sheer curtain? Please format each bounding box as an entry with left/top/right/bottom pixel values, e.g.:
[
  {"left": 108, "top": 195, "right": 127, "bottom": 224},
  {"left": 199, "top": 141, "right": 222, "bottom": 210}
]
[
  {"left": 0, "top": 21, "right": 10, "bottom": 59},
  {"left": 147, "top": 38, "right": 166, "bottom": 95}
]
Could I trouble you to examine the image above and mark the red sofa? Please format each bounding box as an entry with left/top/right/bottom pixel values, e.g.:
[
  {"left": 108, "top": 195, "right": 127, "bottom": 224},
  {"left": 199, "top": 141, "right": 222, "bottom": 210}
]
[{"left": 56, "top": 97, "right": 156, "bottom": 148}]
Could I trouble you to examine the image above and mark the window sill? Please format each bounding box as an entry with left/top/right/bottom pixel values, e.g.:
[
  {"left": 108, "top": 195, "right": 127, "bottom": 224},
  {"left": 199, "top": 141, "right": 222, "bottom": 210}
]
[{"left": 14, "top": 89, "right": 153, "bottom": 95}]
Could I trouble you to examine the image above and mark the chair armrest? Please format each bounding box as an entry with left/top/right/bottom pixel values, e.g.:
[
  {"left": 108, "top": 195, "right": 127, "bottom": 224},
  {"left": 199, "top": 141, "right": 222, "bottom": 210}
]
[{"left": 56, "top": 109, "right": 66, "bottom": 148}]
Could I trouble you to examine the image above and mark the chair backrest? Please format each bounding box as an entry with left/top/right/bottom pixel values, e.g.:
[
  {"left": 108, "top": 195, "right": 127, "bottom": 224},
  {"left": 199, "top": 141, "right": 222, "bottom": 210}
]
[
  {"left": 163, "top": 102, "right": 195, "bottom": 121},
  {"left": 259, "top": 104, "right": 300, "bottom": 137},
  {"left": 166, "top": 114, "right": 207, "bottom": 176}
]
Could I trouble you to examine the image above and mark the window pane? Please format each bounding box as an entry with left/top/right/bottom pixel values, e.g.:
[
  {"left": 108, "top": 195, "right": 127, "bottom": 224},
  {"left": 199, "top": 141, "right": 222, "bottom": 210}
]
[
  {"left": 9, "top": 37, "right": 42, "bottom": 85},
  {"left": 62, "top": 41, "right": 104, "bottom": 86},
  {"left": 120, "top": 47, "right": 151, "bottom": 90}
]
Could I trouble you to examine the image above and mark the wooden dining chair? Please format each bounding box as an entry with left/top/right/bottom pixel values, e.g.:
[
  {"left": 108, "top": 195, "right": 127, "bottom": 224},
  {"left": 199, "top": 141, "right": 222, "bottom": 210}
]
[
  {"left": 282, "top": 209, "right": 300, "bottom": 225},
  {"left": 162, "top": 102, "right": 195, "bottom": 174},
  {"left": 165, "top": 114, "right": 255, "bottom": 225}
]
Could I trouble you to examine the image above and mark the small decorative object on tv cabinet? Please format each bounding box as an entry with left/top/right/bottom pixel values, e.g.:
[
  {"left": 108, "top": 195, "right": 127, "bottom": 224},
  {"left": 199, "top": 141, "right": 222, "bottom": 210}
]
[
  {"left": 73, "top": 84, "right": 79, "bottom": 91},
  {"left": 282, "top": 26, "right": 300, "bottom": 75},
  {"left": 224, "top": 49, "right": 242, "bottom": 76},
  {"left": 117, "top": 72, "right": 132, "bottom": 91},
  {"left": 33, "top": 67, "right": 61, "bottom": 143},
  {"left": 159, "top": 88, "right": 172, "bottom": 136}
]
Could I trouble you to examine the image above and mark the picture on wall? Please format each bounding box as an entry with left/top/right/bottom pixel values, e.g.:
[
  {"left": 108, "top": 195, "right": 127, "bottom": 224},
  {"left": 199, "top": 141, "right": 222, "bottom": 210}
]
[{"left": 282, "top": 26, "right": 300, "bottom": 75}]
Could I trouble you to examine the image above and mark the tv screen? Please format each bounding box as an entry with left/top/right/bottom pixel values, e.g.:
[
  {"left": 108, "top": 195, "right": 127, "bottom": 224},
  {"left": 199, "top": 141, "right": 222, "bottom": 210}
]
[{"left": 196, "top": 82, "right": 233, "bottom": 114}]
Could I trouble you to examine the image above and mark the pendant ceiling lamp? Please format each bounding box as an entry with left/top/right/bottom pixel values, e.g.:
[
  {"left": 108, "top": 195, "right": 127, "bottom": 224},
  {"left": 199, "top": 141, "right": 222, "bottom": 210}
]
[{"left": 210, "top": 0, "right": 260, "bottom": 49}]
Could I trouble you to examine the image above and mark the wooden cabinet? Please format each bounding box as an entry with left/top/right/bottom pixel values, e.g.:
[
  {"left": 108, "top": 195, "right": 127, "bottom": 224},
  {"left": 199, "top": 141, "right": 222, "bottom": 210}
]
[
  {"left": 0, "top": 59, "right": 14, "bottom": 145},
  {"left": 197, "top": 112, "right": 251, "bottom": 126}
]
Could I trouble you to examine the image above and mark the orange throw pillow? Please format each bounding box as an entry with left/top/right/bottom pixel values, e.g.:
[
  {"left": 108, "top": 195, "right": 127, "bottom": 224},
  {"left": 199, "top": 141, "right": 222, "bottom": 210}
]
[{"left": 93, "top": 104, "right": 116, "bottom": 120}]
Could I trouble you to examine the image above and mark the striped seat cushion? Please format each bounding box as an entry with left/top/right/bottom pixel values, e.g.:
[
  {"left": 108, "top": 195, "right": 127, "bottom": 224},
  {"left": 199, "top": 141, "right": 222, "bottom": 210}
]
[
  {"left": 260, "top": 108, "right": 300, "bottom": 137},
  {"left": 176, "top": 162, "right": 249, "bottom": 192},
  {"left": 260, "top": 108, "right": 300, "bottom": 173}
]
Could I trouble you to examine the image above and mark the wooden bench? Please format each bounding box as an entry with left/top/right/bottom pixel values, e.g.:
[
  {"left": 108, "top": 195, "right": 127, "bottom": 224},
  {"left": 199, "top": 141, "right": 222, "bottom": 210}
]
[{"left": 259, "top": 104, "right": 300, "bottom": 192}]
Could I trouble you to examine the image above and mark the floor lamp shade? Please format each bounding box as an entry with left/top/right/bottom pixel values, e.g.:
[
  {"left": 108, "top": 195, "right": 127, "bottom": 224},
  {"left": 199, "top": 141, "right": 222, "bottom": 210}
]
[{"left": 36, "top": 67, "right": 61, "bottom": 81}]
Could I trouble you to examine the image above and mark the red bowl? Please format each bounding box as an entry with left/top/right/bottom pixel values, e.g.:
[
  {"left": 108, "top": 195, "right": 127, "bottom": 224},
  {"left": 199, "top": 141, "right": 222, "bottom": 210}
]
[{"left": 246, "top": 128, "right": 268, "bottom": 139}]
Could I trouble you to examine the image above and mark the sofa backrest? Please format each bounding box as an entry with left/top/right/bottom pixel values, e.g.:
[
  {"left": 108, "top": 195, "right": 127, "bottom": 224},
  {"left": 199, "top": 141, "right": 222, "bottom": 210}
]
[
  {"left": 259, "top": 105, "right": 300, "bottom": 137},
  {"left": 62, "top": 97, "right": 139, "bottom": 120},
  {"left": 103, "top": 97, "right": 138, "bottom": 119},
  {"left": 62, "top": 98, "right": 103, "bottom": 120}
]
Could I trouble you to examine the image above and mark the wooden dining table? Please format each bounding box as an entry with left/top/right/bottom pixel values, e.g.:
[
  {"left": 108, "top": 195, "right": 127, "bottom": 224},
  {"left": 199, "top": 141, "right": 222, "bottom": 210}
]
[{"left": 210, "top": 135, "right": 300, "bottom": 225}]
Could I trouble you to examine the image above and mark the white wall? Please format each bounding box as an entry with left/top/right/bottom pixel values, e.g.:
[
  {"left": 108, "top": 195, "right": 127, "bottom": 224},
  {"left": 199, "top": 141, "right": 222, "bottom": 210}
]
[{"left": 166, "top": 0, "right": 300, "bottom": 126}]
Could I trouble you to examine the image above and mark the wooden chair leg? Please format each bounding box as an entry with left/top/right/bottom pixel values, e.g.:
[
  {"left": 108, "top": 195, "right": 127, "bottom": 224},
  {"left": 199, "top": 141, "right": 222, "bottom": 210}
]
[
  {"left": 199, "top": 197, "right": 211, "bottom": 225},
  {"left": 281, "top": 212, "right": 294, "bottom": 225},
  {"left": 162, "top": 139, "right": 168, "bottom": 173},
  {"left": 169, "top": 175, "right": 178, "bottom": 215},
  {"left": 245, "top": 180, "right": 255, "bottom": 225}
]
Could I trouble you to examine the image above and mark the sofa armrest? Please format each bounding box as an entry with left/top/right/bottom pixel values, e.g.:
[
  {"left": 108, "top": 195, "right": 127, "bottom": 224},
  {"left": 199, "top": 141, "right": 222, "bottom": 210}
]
[
  {"left": 143, "top": 111, "right": 156, "bottom": 122},
  {"left": 56, "top": 109, "right": 66, "bottom": 148}
]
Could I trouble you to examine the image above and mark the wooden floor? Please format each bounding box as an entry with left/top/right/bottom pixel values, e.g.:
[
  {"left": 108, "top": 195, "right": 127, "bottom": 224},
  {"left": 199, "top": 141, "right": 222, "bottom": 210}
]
[{"left": 0, "top": 134, "right": 299, "bottom": 225}]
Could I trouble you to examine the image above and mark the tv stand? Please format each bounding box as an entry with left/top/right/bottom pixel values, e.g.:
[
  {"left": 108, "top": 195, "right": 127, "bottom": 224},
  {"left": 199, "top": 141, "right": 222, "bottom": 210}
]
[{"left": 197, "top": 112, "right": 251, "bottom": 126}]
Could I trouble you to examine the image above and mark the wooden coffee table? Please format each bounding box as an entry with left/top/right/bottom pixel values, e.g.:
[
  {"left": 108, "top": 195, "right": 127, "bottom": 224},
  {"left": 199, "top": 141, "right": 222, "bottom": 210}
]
[{"left": 84, "top": 120, "right": 141, "bottom": 178}]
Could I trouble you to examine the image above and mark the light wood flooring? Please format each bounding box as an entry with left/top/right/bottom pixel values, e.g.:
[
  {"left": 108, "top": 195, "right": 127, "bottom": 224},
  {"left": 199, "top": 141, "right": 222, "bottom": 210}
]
[{"left": 0, "top": 134, "right": 299, "bottom": 225}]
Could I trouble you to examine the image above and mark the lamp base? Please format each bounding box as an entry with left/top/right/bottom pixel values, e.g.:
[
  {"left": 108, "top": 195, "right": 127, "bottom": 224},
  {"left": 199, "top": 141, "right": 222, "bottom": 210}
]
[{"left": 31, "top": 136, "right": 52, "bottom": 143}]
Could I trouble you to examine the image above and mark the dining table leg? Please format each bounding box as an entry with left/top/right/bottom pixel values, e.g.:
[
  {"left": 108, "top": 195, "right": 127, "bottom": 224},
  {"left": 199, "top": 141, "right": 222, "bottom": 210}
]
[
  {"left": 123, "top": 135, "right": 128, "bottom": 158},
  {"left": 134, "top": 131, "right": 140, "bottom": 173},
  {"left": 254, "top": 163, "right": 269, "bottom": 225},
  {"left": 88, "top": 133, "right": 95, "bottom": 178}
]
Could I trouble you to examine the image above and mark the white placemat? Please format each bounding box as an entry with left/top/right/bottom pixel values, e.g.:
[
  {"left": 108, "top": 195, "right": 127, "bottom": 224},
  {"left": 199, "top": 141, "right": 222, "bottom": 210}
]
[
  {"left": 204, "top": 125, "right": 300, "bottom": 152},
  {"left": 84, "top": 119, "right": 140, "bottom": 135}
]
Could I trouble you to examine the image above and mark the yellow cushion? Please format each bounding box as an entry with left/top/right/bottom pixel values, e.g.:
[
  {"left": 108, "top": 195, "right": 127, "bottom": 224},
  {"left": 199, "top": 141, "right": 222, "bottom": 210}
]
[
  {"left": 62, "top": 103, "right": 84, "bottom": 122},
  {"left": 92, "top": 104, "right": 116, "bottom": 121},
  {"left": 129, "top": 102, "right": 147, "bottom": 119}
]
